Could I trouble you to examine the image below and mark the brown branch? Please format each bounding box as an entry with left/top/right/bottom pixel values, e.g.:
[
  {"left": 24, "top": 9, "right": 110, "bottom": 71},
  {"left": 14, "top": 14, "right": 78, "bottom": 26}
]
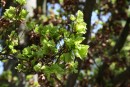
[
  {"left": 51, "top": 74, "right": 64, "bottom": 87},
  {"left": 65, "top": 58, "right": 82, "bottom": 87},
  {"left": 0, "top": 52, "right": 18, "bottom": 60},
  {"left": 112, "top": 66, "right": 130, "bottom": 87},
  {"left": 110, "top": 17, "right": 130, "bottom": 86},
  {"left": 83, "top": 0, "right": 96, "bottom": 44},
  {"left": 110, "top": 17, "right": 130, "bottom": 54},
  {"left": 36, "top": 0, "right": 44, "bottom": 14},
  {"left": 43, "top": 0, "right": 47, "bottom": 15}
]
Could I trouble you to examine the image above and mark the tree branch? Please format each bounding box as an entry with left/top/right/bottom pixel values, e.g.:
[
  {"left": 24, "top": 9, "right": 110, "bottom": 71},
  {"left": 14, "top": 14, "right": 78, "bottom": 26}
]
[
  {"left": 111, "top": 17, "right": 130, "bottom": 86},
  {"left": 83, "top": 0, "right": 96, "bottom": 44},
  {"left": 51, "top": 74, "right": 64, "bottom": 87},
  {"left": 112, "top": 66, "right": 130, "bottom": 87},
  {"left": 110, "top": 17, "right": 130, "bottom": 54}
]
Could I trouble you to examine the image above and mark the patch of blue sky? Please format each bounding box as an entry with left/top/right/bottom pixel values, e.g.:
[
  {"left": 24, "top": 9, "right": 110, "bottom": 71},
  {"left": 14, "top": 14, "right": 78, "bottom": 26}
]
[
  {"left": 47, "top": 3, "right": 61, "bottom": 15},
  {"left": 0, "top": 8, "right": 2, "bottom": 16},
  {"left": 56, "top": 39, "right": 64, "bottom": 50},
  {"left": 47, "top": 3, "right": 67, "bottom": 21},
  {"left": 91, "top": 11, "right": 102, "bottom": 33},
  {"left": 0, "top": 40, "right": 3, "bottom": 75},
  {"left": 100, "top": 12, "right": 111, "bottom": 22},
  {"left": 0, "top": 61, "right": 3, "bottom": 75},
  {"left": 91, "top": 11, "right": 111, "bottom": 33},
  {"left": 91, "top": 11, "right": 99, "bottom": 25},
  {"left": 0, "top": 46, "right": 2, "bottom": 52}
]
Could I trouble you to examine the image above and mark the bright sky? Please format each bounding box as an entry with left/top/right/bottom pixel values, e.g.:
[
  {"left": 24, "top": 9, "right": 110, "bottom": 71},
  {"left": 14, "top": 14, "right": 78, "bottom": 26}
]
[{"left": 0, "top": 61, "right": 3, "bottom": 75}]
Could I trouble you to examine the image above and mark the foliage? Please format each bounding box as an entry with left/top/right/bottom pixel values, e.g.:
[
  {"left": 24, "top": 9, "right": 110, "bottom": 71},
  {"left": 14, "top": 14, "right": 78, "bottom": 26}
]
[{"left": 0, "top": 0, "right": 89, "bottom": 86}]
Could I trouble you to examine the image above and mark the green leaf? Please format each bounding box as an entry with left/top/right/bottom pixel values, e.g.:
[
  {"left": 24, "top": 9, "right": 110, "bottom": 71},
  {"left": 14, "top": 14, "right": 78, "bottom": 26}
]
[
  {"left": 49, "top": 26, "right": 60, "bottom": 39},
  {"left": 4, "top": 6, "right": 16, "bottom": 19},
  {"left": 76, "top": 10, "right": 84, "bottom": 22},
  {"left": 22, "top": 47, "right": 30, "bottom": 55},
  {"left": 16, "top": 64, "right": 23, "bottom": 72},
  {"left": 9, "top": 45, "right": 13, "bottom": 49},
  {"left": 26, "top": 21, "right": 36, "bottom": 30},
  {"left": 36, "top": 48, "right": 44, "bottom": 58},
  {"left": 50, "top": 64, "right": 64, "bottom": 74},
  {"left": 78, "top": 45, "right": 89, "bottom": 58},
  {"left": 60, "top": 52, "right": 74, "bottom": 62},
  {"left": 111, "top": 0, "right": 116, "bottom": 4},
  {"left": 40, "top": 25, "right": 50, "bottom": 36},
  {"left": 65, "top": 38, "right": 75, "bottom": 49},
  {"left": 74, "top": 49, "right": 81, "bottom": 58},
  {"left": 75, "top": 22, "right": 86, "bottom": 34},
  {"left": 33, "top": 63, "right": 42, "bottom": 72},
  {"left": 74, "top": 45, "right": 89, "bottom": 59},
  {"left": 12, "top": 49, "right": 17, "bottom": 53},
  {"left": 59, "top": 0, "right": 63, "bottom": 4},
  {"left": 43, "top": 64, "right": 64, "bottom": 79},
  {"left": 69, "top": 61, "right": 78, "bottom": 73},
  {"left": 19, "top": 9, "right": 28, "bottom": 20},
  {"left": 26, "top": 75, "right": 33, "bottom": 80},
  {"left": 70, "top": 14, "right": 76, "bottom": 21},
  {"left": 74, "top": 36, "right": 85, "bottom": 44},
  {"left": 16, "top": 0, "right": 26, "bottom": 5},
  {"left": 34, "top": 25, "right": 39, "bottom": 33}
]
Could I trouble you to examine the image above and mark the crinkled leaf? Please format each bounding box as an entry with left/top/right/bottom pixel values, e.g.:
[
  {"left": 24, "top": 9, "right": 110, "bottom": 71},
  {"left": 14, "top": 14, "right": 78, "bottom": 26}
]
[
  {"left": 74, "top": 37, "right": 85, "bottom": 44},
  {"left": 16, "top": 0, "right": 26, "bottom": 5},
  {"left": 75, "top": 22, "right": 86, "bottom": 34},
  {"left": 69, "top": 61, "right": 78, "bottom": 73},
  {"left": 43, "top": 64, "right": 64, "bottom": 79},
  {"left": 19, "top": 9, "right": 28, "bottom": 20},
  {"left": 70, "top": 14, "right": 76, "bottom": 21},
  {"left": 33, "top": 63, "right": 42, "bottom": 72},
  {"left": 4, "top": 6, "right": 16, "bottom": 19},
  {"left": 74, "top": 45, "right": 89, "bottom": 59},
  {"left": 76, "top": 10, "right": 84, "bottom": 22},
  {"left": 60, "top": 52, "right": 74, "bottom": 62}
]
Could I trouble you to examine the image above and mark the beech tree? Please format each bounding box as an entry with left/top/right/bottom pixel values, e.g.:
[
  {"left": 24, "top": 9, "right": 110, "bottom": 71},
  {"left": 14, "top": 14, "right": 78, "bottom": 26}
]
[{"left": 0, "top": 0, "right": 130, "bottom": 87}]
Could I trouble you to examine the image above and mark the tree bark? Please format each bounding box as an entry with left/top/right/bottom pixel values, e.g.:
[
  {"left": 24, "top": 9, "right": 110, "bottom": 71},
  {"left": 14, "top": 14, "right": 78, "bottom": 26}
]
[
  {"left": 110, "top": 17, "right": 130, "bottom": 54},
  {"left": 36, "top": 0, "right": 45, "bottom": 14},
  {"left": 111, "top": 17, "right": 130, "bottom": 86},
  {"left": 83, "top": 0, "right": 96, "bottom": 44},
  {"left": 65, "top": 59, "right": 82, "bottom": 87},
  {"left": 112, "top": 66, "right": 130, "bottom": 87}
]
